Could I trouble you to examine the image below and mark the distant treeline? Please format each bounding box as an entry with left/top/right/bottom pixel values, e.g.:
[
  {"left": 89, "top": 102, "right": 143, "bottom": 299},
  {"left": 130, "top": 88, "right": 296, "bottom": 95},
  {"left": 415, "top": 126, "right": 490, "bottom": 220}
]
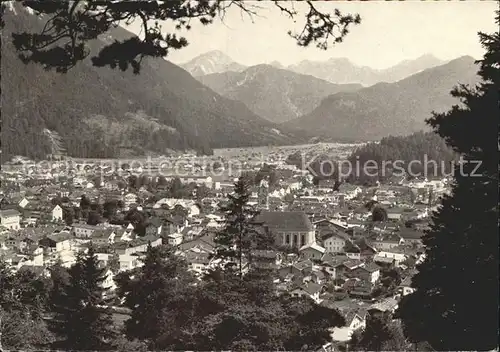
[
  {"left": 347, "top": 131, "right": 458, "bottom": 183},
  {"left": 286, "top": 131, "right": 457, "bottom": 185}
]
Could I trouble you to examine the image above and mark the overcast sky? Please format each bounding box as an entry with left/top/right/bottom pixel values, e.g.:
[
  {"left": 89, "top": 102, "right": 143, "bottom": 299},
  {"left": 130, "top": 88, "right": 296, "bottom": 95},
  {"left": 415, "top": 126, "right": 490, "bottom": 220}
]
[{"left": 128, "top": 1, "right": 498, "bottom": 69}]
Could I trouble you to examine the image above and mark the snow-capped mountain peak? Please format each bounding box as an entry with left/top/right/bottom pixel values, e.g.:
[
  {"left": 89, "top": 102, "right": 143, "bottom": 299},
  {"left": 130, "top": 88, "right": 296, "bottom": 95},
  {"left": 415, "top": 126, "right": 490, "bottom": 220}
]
[{"left": 180, "top": 50, "right": 247, "bottom": 76}]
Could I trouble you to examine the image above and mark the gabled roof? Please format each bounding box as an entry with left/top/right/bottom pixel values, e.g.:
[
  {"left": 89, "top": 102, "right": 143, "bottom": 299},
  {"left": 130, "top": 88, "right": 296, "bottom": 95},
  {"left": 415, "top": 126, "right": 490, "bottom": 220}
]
[
  {"left": 303, "top": 282, "right": 323, "bottom": 295},
  {"left": 373, "top": 256, "right": 395, "bottom": 264},
  {"left": 341, "top": 259, "right": 364, "bottom": 270},
  {"left": 323, "top": 231, "right": 350, "bottom": 242},
  {"left": 293, "top": 259, "right": 313, "bottom": 271},
  {"left": 400, "top": 275, "right": 414, "bottom": 287},
  {"left": 292, "top": 281, "right": 323, "bottom": 296},
  {"left": 398, "top": 228, "right": 425, "bottom": 240},
  {"left": 369, "top": 297, "right": 398, "bottom": 312},
  {"left": 321, "top": 254, "right": 349, "bottom": 267},
  {"left": 360, "top": 262, "right": 380, "bottom": 273},
  {"left": 0, "top": 209, "right": 21, "bottom": 217},
  {"left": 374, "top": 233, "right": 402, "bottom": 244},
  {"left": 185, "top": 251, "right": 210, "bottom": 265},
  {"left": 255, "top": 211, "right": 314, "bottom": 232},
  {"left": 46, "top": 231, "right": 72, "bottom": 243},
  {"left": 92, "top": 228, "right": 115, "bottom": 239},
  {"left": 299, "top": 242, "right": 326, "bottom": 254}
]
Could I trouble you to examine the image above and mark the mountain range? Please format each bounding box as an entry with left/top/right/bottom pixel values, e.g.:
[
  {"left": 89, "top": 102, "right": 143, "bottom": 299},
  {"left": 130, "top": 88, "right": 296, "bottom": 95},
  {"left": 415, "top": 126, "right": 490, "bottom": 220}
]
[
  {"left": 2, "top": 4, "right": 482, "bottom": 162},
  {"left": 197, "top": 65, "right": 362, "bottom": 123},
  {"left": 1, "top": 4, "right": 300, "bottom": 161},
  {"left": 181, "top": 51, "right": 446, "bottom": 86},
  {"left": 288, "top": 54, "right": 445, "bottom": 86},
  {"left": 285, "top": 56, "right": 480, "bottom": 142}
]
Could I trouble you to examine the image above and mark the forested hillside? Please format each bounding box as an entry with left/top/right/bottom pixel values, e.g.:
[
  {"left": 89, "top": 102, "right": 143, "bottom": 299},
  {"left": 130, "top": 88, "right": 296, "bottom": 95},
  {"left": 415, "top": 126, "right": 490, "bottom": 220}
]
[
  {"left": 198, "top": 64, "right": 362, "bottom": 123},
  {"left": 1, "top": 4, "right": 298, "bottom": 162},
  {"left": 285, "top": 57, "right": 480, "bottom": 142},
  {"left": 347, "top": 131, "right": 458, "bottom": 182}
]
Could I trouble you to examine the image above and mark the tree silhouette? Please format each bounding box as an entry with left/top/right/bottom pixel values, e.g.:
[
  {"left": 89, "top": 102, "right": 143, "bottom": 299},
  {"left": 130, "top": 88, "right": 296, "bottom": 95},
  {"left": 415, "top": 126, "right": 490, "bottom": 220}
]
[
  {"left": 4, "top": 1, "right": 360, "bottom": 73},
  {"left": 350, "top": 314, "right": 409, "bottom": 351},
  {"left": 62, "top": 206, "right": 74, "bottom": 226},
  {"left": 396, "top": 11, "right": 499, "bottom": 351},
  {"left": 80, "top": 194, "right": 91, "bottom": 211},
  {"left": 372, "top": 206, "right": 388, "bottom": 222},
  {"left": 213, "top": 176, "right": 260, "bottom": 276},
  {"left": 49, "top": 246, "right": 115, "bottom": 350},
  {"left": 115, "top": 244, "right": 194, "bottom": 345}
]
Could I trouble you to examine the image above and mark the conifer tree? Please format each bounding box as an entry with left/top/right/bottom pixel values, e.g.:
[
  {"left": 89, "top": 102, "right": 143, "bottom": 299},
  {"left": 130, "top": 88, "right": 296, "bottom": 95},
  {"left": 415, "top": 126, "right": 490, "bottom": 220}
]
[
  {"left": 108, "top": 252, "right": 120, "bottom": 273},
  {"left": 371, "top": 206, "right": 388, "bottom": 222},
  {"left": 213, "top": 176, "right": 260, "bottom": 276},
  {"left": 349, "top": 314, "right": 409, "bottom": 352},
  {"left": 49, "top": 246, "right": 115, "bottom": 350},
  {"left": 0, "top": 260, "right": 53, "bottom": 349},
  {"left": 116, "top": 244, "right": 194, "bottom": 346},
  {"left": 396, "top": 10, "right": 499, "bottom": 351}
]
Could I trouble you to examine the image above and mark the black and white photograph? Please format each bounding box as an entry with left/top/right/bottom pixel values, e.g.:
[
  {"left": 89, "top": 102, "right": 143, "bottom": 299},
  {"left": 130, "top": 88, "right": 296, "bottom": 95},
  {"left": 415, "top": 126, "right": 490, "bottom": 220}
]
[{"left": 0, "top": 0, "right": 498, "bottom": 351}]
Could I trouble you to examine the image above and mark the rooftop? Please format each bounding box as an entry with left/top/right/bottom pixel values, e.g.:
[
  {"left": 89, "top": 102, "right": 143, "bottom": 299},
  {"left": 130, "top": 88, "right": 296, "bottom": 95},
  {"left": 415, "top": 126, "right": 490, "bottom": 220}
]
[
  {"left": 300, "top": 242, "right": 326, "bottom": 253},
  {"left": 0, "top": 209, "right": 21, "bottom": 217},
  {"left": 370, "top": 297, "right": 399, "bottom": 312},
  {"left": 255, "top": 211, "right": 314, "bottom": 232}
]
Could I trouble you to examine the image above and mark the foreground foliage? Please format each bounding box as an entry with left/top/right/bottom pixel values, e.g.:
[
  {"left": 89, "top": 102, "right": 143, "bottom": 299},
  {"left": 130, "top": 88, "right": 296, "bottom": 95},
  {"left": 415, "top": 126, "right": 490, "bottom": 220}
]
[
  {"left": 3, "top": 1, "right": 360, "bottom": 73},
  {"left": 396, "top": 10, "right": 499, "bottom": 351}
]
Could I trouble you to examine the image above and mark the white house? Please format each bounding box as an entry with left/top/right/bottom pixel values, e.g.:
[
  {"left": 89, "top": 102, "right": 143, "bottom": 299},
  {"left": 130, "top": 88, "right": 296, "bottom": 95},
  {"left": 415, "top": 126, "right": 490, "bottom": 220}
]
[
  {"left": 374, "top": 251, "right": 408, "bottom": 267},
  {"left": 290, "top": 282, "right": 323, "bottom": 304},
  {"left": 39, "top": 232, "right": 72, "bottom": 253},
  {"left": 101, "top": 268, "right": 117, "bottom": 297},
  {"left": 52, "top": 205, "right": 63, "bottom": 221},
  {"left": 398, "top": 275, "right": 416, "bottom": 297},
  {"left": 323, "top": 233, "right": 349, "bottom": 253},
  {"left": 167, "top": 232, "right": 183, "bottom": 246},
  {"left": 72, "top": 223, "right": 99, "bottom": 238},
  {"left": 299, "top": 242, "right": 326, "bottom": 260},
  {"left": 119, "top": 253, "right": 143, "bottom": 272},
  {"left": 0, "top": 209, "right": 21, "bottom": 230},
  {"left": 185, "top": 252, "right": 211, "bottom": 275},
  {"left": 91, "top": 229, "right": 116, "bottom": 245},
  {"left": 23, "top": 246, "right": 44, "bottom": 266},
  {"left": 330, "top": 309, "right": 367, "bottom": 342},
  {"left": 123, "top": 193, "right": 138, "bottom": 210}
]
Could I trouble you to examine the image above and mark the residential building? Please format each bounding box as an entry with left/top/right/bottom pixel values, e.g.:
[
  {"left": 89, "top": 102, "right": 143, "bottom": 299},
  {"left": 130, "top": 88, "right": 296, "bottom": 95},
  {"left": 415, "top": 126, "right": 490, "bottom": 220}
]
[
  {"left": 72, "top": 223, "right": 99, "bottom": 238},
  {"left": 52, "top": 204, "right": 63, "bottom": 221},
  {"left": 91, "top": 229, "right": 116, "bottom": 245},
  {"left": 372, "top": 234, "right": 404, "bottom": 251},
  {"left": 374, "top": 251, "right": 408, "bottom": 267},
  {"left": 119, "top": 253, "right": 142, "bottom": 272},
  {"left": 299, "top": 242, "right": 326, "bottom": 260},
  {"left": 123, "top": 193, "right": 138, "bottom": 210},
  {"left": 39, "top": 231, "right": 72, "bottom": 252},
  {"left": 350, "top": 262, "right": 381, "bottom": 284},
  {"left": 289, "top": 282, "right": 323, "bottom": 303},
  {"left": 0, "top": 209, "right": 21, "bottom": 230},
  {"left": 398, "top": 272, "right": 417, "bottom": 297},
  {"left": 323, "top": 233, "right": 349, "bottom": 253},
  {"left": 167, "top": 232, "right": 183, "bottom": 246}
]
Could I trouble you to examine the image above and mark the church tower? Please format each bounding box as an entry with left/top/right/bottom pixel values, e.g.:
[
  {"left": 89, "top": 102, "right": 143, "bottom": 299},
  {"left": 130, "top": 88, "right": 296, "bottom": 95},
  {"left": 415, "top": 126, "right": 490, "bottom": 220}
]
[{"left": 258, "top": 178, "right": 269, "bottom": 210}]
